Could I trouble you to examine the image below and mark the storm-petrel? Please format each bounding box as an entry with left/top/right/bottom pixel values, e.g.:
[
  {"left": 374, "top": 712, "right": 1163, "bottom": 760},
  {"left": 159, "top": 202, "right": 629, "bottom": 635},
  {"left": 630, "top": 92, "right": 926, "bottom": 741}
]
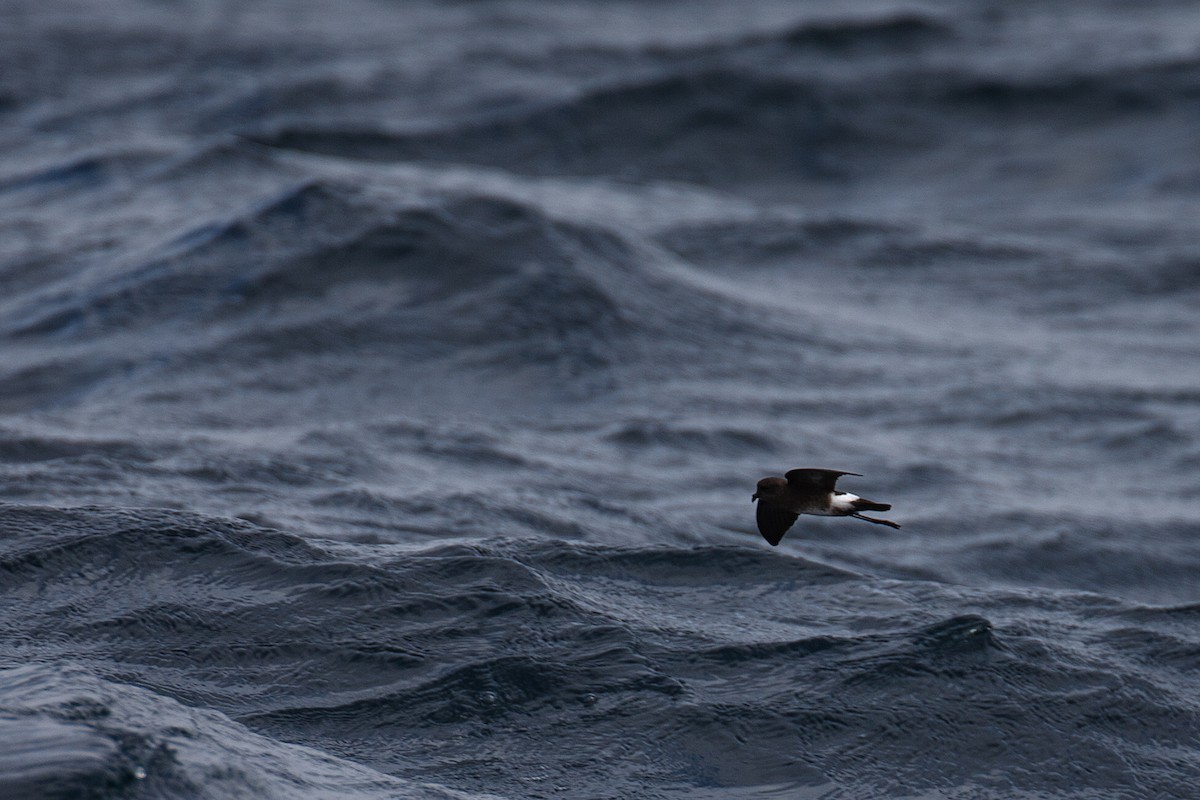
[{"left": 752, "top": 468, "right": 899, "bottom": 546}]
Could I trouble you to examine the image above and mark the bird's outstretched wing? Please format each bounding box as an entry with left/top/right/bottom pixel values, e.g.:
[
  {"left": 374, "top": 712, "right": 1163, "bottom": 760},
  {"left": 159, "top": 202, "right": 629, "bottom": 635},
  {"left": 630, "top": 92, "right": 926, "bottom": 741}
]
[
  {"left": 756, "top": 501, "right": 799, "bottom": 546},
  {"left": 784, "top": 468, "right": 862, "bottom": 494}
]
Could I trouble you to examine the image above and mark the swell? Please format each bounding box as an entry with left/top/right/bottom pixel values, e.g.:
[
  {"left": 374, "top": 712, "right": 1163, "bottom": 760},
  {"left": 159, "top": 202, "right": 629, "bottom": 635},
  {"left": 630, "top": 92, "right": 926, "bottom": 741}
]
[
  {"left": 0, "top": 664, "right": 466, "bottom": 800},
  {"left": 756, "top": 12, "right": 951, "bottom": 53},
  {"left": 245, "top": 68, "right": 859, "bottom": 182},
  {"left": 240, "top": 11, "right": 957, "bottom": 184},
  {"left": 2, "top": 176, "right": 826, "bottom": 415},
  {"left": 940, "top": 55, "right": 1200, "bottom": 115},
  {"left": 242, "top": 51, "right": 1200, "bottom": 198},
  {"left": 3, "top": 507, "right": 1199, "bottom": 797},
  {"left": 0, "top": 150, "right": 162, "bottom": 199}
]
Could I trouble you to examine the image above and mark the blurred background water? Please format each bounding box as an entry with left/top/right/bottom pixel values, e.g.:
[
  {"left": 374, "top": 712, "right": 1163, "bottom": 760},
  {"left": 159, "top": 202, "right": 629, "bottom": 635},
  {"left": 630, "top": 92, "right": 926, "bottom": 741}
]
[{"left": 1, "top": 1, "right": 1198, "bottom": 798}]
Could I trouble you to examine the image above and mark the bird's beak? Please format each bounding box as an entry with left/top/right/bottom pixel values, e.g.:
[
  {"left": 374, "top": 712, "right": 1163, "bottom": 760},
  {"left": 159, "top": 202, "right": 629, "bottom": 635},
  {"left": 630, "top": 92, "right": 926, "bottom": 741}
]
[{"left": 751, "top": 492, "right": 759, "bottom": 502}]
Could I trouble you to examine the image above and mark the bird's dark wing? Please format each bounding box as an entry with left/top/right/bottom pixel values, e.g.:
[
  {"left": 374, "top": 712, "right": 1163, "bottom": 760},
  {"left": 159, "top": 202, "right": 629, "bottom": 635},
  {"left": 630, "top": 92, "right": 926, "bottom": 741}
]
[
  {"left": 756, "top": 501, "right": 799, "bottom": 546},
  {"left": 784, "top": 468, "right": 862, "bottom": 494}
]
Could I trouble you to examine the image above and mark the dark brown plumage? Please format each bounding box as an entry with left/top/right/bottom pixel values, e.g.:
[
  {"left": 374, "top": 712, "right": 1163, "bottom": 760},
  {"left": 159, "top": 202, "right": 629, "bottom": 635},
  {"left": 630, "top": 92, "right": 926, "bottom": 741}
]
[{"left": 752, "top": 468, "right": 899, "bottom": 546}]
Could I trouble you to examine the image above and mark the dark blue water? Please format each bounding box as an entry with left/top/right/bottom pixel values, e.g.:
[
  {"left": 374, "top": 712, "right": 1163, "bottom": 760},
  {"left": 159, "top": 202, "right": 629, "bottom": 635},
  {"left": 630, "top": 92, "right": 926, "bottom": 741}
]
[{"left": 2, "top": 2, "right": 1199, "bottom": 798}]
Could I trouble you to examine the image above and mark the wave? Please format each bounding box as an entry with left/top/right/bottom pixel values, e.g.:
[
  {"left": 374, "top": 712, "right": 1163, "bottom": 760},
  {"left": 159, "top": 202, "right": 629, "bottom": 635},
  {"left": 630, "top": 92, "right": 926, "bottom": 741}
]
[
  {"left": 244, "top": 68, "right": 859, "bottom": 183},
  {"left": 0, "top": 428, "right": 161, "bottom": 465},
  {"left": 237, "top": 44, "right": 1200, "bottom": 205},
  {"left": 941, "top": 54, "right": 1200, "bottom": 114},
  {"left": 0, "top": 150, "right": 159, "bottom": 198},
  {"left": 3, "top": 175, "right": 823, "bottom": 417},
  {"left": 602, "top": 419, "right": 779, "bottom": 456},
  {"left": 0, "top": 664, "right": 480, "bottom": 800},
  {"left": 767, "top": 13, "right": 950, "bottom": 53},
  {"left": 656, "top": 215, "right": 1034, "bottom": 270}
]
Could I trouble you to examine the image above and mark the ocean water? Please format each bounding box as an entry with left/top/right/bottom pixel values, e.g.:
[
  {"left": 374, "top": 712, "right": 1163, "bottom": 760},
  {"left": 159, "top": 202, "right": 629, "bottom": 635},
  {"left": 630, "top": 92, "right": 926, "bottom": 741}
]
[{"left": 2, "top": 1, "right": 1199, "bottom": 798}]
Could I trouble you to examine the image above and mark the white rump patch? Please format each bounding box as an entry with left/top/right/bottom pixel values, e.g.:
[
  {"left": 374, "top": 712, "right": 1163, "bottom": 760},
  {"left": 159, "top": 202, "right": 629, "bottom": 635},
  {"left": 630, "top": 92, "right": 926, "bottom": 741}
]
[{"left": 830, "top": 493, "right": 861, "bottom": 513}]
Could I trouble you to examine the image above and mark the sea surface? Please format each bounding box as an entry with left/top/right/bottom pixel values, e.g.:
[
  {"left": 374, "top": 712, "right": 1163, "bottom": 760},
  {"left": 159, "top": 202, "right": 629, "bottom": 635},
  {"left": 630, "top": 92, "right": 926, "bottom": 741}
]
[{"left": 2, "top": 2, "right": 1199, "bottom": 798}]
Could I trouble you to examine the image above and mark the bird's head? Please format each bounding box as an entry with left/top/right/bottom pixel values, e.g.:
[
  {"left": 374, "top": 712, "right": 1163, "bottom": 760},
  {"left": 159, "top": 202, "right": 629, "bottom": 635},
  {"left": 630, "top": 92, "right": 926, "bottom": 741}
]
[{"left": 752, "top": 476, "right": 788, "bottom": 502}]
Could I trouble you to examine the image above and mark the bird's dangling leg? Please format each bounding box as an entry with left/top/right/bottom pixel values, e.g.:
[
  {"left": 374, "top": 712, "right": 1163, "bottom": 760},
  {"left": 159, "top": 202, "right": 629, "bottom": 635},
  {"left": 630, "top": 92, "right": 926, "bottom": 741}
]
[{"left": 851, "top": 513, "right": 901, "bottom": 529}]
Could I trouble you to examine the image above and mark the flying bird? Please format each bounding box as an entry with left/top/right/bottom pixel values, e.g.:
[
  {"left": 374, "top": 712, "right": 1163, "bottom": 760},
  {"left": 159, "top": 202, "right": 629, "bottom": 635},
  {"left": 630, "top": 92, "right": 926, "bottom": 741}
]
[{"left": 752, "top": 468, "right": 899, "bottom": 546}]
